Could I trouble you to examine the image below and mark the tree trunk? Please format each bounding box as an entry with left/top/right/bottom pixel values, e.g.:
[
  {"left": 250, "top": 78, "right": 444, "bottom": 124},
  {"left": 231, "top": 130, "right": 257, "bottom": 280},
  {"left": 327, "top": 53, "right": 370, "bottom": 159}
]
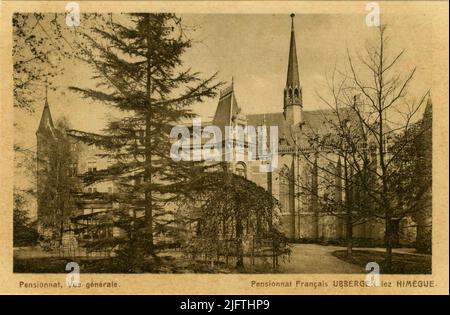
[
  {"left": 145, "top": 15, "right": 154, "bottom": 256},
  {"left": 57, "top": 154, "right": 63, "bottom": 247},
  {"left": 385, "top": 216, "right": 393, "bottom": 272},
  {"left": 375, "top": 26, "right": 392, "bottom": 273},
  {"left": 59, "top": 220, "right": 64, "bottom": 246},
  {"left": 267, "top": 171, "right": 276, "bottom": 269},
  {"left": 235, "top": 210, "right": 244, "bottom": 269},
  {"left": 344, "top": 157, "right": 353, "bottom": 257},
  {"left": 144, "top": 112, "right": 154, "bottom": 256},
  {"left": 346, "top": 217, "right": 353, "bottom": 257}
]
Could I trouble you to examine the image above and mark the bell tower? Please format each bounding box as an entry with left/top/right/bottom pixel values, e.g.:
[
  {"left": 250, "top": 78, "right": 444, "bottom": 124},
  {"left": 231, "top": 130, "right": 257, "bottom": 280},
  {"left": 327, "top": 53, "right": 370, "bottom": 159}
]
[{"left": 283, "top": 13, "right": 303, "bottom": 126}]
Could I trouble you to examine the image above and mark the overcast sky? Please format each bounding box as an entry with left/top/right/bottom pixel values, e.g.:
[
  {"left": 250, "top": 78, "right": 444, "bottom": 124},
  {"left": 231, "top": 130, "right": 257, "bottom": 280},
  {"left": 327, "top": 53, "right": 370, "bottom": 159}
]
[{"left": 15, "top": 12, "right": 433, "bottom": 157}]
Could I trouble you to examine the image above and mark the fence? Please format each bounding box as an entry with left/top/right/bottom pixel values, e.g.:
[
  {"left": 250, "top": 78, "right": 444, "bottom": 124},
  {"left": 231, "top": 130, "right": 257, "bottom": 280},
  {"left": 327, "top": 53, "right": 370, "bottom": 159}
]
[
  {"left": 44, "top": 237, "right": 113, "bottom": 258},
  {"left": 184, "top": 236, "right": 290, "bottom": 269}
]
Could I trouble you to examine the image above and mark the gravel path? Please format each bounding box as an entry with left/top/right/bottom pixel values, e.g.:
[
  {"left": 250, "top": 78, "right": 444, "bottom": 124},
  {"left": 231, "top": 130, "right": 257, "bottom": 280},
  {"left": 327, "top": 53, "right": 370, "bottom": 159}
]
[{"left": 279, "top": 244, "right": 365, "bottom": 274}]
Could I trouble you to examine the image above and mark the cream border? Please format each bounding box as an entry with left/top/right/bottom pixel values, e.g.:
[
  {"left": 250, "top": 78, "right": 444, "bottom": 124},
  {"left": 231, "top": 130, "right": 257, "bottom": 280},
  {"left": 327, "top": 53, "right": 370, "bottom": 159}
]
[{"left": 0, "top": 1, "right": 448, "bottom": 295}]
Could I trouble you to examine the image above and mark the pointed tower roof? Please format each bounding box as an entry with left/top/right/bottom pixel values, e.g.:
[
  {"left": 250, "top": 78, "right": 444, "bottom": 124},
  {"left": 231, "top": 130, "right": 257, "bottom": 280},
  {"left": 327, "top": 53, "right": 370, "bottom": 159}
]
[
  {"left": 36, "top": 88, "right": 55, "bottom": 136},
  {"left": 286, "top": 13, "right": 300, "bottom": 89},
  {"left": 212, "top": 80, "right": 244, "bottom": 137}
]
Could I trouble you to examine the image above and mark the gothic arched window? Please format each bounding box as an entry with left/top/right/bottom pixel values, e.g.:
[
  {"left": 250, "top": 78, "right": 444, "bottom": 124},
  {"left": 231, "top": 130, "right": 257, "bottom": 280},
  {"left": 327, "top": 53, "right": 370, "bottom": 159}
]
[{"left": 294, "top": 88, "right": 299, "bottom": 98}]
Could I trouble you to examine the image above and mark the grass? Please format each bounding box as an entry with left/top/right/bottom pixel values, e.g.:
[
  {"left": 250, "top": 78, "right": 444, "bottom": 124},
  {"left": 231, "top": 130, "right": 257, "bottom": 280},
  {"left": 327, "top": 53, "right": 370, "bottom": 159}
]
[
  {"left": 332, "top": 250, "right": 431, "bottom": 274},
  {"left": 14, "top": 256, "right": 220, "bottom": 273},
  {"left": 14, "top": 256, "right": 135, "bottom": 273},
  {"left": 13, "top": 254, "right": 277, "bottom": 273}
]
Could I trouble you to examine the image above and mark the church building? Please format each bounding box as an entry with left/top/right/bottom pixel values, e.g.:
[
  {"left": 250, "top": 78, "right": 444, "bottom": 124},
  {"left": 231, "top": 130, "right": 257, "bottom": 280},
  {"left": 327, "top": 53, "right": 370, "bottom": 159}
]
[
  {"left": 36, "top": 14, "right": 430, "bottom": 251},
  {"left": 207, "top": 14, "right": 386, "bottom": 243}
]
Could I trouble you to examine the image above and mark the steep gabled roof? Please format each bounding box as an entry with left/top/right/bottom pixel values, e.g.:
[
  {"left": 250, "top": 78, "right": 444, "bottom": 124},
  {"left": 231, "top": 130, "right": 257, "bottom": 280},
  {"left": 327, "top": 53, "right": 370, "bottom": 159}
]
[
  {"left": 246, "top": 110, "right": 338, "bottom": 135},
  {"left": 302, "top": 109, "right": 337, "bottom": 135},
  {"left": 246, "top": 112, "right": 285, "bottom": 129},
  {"left": 245, "top": 107, "right": 369, "bottom": 147}
]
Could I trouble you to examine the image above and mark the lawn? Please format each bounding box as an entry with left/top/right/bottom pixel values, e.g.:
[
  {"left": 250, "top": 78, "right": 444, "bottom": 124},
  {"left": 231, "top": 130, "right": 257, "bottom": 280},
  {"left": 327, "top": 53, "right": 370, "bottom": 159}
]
[
  {"left": 13, "top": 255, "right": 224, "bottom": 273},
  {"left": 14, "top": 254, "right": 277, "bottom": 273},
  {"left": 332, "top": 250, "right": 431, "bottom": 274}
]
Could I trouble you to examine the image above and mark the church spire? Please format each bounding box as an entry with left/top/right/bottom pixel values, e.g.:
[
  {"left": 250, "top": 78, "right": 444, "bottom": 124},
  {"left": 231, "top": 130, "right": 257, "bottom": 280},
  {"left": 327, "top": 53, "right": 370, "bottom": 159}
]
[
  {"left": 286, "top": 13, "right": 300, "bottom": 91},
  {"left": 284, "top": 13, "right": 303, "bottom": 125}
]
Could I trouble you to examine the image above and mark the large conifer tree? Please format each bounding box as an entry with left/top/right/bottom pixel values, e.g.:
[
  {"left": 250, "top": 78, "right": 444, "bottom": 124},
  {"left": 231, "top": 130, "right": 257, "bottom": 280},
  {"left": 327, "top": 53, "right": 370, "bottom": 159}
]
[{"left": 70, "top": 13, "right": 221, "bottom": 259}]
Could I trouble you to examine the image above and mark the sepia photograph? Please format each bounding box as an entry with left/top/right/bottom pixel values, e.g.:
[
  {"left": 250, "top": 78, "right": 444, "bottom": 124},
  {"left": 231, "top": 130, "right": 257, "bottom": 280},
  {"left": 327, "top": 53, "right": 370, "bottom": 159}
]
[
  {"left": 0, "top": 0, "right": 447, "bottom": 297},
  {"left": 11, "top": 9, "right": 435, "bottom": 276}
]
